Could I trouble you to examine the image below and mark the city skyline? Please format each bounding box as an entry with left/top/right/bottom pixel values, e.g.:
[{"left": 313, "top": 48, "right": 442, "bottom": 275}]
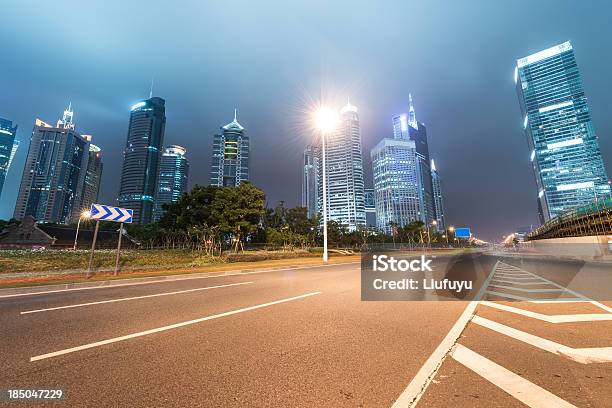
[{"left": 1, "top": 1, "right": 612, "bottom": 240}]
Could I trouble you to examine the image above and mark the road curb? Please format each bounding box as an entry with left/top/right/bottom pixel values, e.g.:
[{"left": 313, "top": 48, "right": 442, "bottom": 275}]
[{"left": 0, "top": 261, "right": 360, "bottom": 298}]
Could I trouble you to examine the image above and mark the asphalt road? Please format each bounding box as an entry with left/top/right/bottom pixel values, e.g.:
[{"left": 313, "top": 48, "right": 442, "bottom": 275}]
[{"left": 1, "top": 252, "right": 610, "bottom": 407}]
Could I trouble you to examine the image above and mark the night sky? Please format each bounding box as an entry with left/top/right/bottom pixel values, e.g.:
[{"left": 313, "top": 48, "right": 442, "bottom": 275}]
[{"left": 1, "top": 0, "right": 611, "bottom": 242}]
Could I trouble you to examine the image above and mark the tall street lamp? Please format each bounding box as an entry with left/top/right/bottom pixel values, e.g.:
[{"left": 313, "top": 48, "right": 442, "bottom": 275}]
[
  {"left": 73, "top": 210, "right": 91, "bottom": 250},
  {"left": 315, "top": 107, "right": 338, "bottom": 263},
  {"left": 447, "top": 225, "right": 455, "bottom": 245}
]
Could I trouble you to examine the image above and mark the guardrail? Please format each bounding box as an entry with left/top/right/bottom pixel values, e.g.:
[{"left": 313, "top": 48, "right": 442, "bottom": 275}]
[{"left": 527, "top": 197, "right": 612, "bottom": 240}]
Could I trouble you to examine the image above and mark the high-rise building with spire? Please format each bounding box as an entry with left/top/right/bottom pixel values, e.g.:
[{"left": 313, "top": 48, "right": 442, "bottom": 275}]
[
  {"left": 0, "top": 118, "right": 18, "bottom": 201},
  {"left": 14, "top": 104, "right": 90, "bottom": 224},
  {"left": 154, "top": 145, "right": 189, "bottom": 221},
  {"left": 515, "top": 41, "right": 610, "bottom": 222},
  {"left": 118, "top": 96, "right": 166, "bottom": 224},
  {"left": 391, "top": 95, "right": 435, "bottom": 224},
  {"left": 317, "top": 99, "right": 366, "bottom": 231},
  {"left": 211, "top": 109, "right": 249, "bottom": 187},
  {"left": 431, "top": 159, "right": 446, "bottom": 231}
]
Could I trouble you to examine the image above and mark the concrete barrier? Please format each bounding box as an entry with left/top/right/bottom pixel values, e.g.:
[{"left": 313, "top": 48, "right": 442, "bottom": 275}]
[{"left": 522, "top": 235, "right": 612, "bottom": 260}]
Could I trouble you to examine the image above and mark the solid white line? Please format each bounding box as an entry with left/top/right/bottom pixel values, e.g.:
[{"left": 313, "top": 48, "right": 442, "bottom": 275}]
[
  {"left": 391, "top": 260, "right": 498, "bottom": 408},
  {"left": 472, "top": 315, "right": 612, "bottom": 364},
  {"left": 451, "top": 344, "right": 577, "bottom": 408},
  {"left": 488, "top": 284, "right": 565, "bottom": 293},
  {"left": 20, "top": 282, "right": 254, "bottom": 315},
  {"left": 30, "top": 291, "right": 321, "bottom": 362},
  {"left": 480, "top": 301, "right": 612, "bottom": 323},
  {"left": 0, "top": 261, "right": 357, "bottom": 299}
]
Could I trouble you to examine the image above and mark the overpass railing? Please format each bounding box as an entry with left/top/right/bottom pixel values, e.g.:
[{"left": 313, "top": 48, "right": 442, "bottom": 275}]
[{"left": 527, "top": 197, "right": 612, "bottom": 240}]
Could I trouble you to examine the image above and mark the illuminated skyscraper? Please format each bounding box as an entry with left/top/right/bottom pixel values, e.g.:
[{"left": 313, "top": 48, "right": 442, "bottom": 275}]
[
  {"left": 154, "top": 145, "right": 189, "bottom": 221},
  {"left": 0, "top": 118, "right": 18, "bottom": 201},
  {"left": 371, "top": 138, "right": 420, "bottom": 234},
  {"left": 302, "top": 144, "right": 319, "bottom": 218},
  {"left": 72, "top": 139, "right": 103, "bottom": 221},
  {"left": 516, "top": 41, "right": 610, "bottom": 222},
  {"left": 318, "top": 100, "right": 366, "bottom": 231},
  {"left": 391, "top": 95, "right": 435, "bottom": 224},
  {"left": 431, "top": 159, "right": 445, "bottom": 231},
  {"left": 118, "top": 96, "right": 166, "bottom": 224},
  {"left": 211, "top": 110, "right": 249, "bottom": 187},
  {"left": 14, "top": 105, "right": 89, "bottom": 224}
]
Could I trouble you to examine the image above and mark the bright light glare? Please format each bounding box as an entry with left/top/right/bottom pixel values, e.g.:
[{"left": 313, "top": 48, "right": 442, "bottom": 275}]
[
  {"left": 82, "top": 210, "right": 91, "bottom": 218},
  {"left": 314, "top": 107, "right": 338, "bottom": 133}
]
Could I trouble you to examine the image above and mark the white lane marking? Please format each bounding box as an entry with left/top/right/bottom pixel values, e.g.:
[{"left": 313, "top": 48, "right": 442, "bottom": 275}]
[
  {"left": 498, "top": 261, "right": 612, "bottom": 313},
  {"left": 480, "top": 301, "right": 612, "bottom": 323},
  {"left": 490, "top": 279, "right": 556, "bottom": 286},
  {"left": 488, "top": 284, "right": 565, "bottom": 293},
  {"left": 472, "top": 315, "right": 612, "bottom": 364},
  {"left": 492, "top": 276, "right": 545, "bottom": 281},
  {"left": 485, "top": 290, "right": 584, "bottom": 302},
  {"left": 0, "top": 261, "right": 357, "bottom": 299},
  {"left": 30, "top": 291, "right": 321, "bottom": 362},
  {"left": 494, "top": 272, "right": 532, "bottom": 277},
  {"left": 391, "top": 260, "right": 498, "bottom": 408},
  {"left": 20, "top": 282, "right": 254, "bottom": 315},
  {"left": 451, "top": 344, "right": 577, "bottom": 408}
]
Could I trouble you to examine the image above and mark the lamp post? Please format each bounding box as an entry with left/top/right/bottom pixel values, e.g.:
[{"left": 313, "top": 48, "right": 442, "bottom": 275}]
[
  {"left": 429, "top": 220, "right": 437, "bottom": 247},
  {"left": 315, "top": 107, "right": 338, "bottom": 263},
  {"left": 73, "top": 210, "right": 91, "bottom": 250}
]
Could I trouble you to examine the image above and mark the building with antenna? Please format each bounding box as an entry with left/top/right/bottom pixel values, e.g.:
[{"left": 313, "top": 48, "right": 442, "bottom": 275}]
[
  {"left": 118, "top": 96, "right": 166, "bottom": 224},
  {"left": 391, "top": 95, "right": 435, "bottom": 224},
  {"left": 154, "top": 145, "right": 189, "bottom": 221},
  {"left": 14, "top": 104, "right": 91, "bottom": 224},
  {"left": 210, "top": 110, "right": 249, "bottom": 187}
]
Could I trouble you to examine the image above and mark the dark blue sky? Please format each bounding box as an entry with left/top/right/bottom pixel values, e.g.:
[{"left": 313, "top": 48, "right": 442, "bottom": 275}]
[{"left": 1, "top": 0, "right": 611, "bottom": 241}]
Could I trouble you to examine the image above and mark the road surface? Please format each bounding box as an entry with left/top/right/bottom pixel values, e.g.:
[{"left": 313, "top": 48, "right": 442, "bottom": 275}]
[{"left": 1, "top": 252, "right": 611, "bottom": 407}]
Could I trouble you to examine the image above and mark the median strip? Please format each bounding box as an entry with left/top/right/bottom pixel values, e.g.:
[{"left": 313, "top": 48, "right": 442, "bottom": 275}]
[
  {"left": 20, "top": 281, "right": 254, "bottom": 315},
  {"left": 30, "top": 291, "right": 321, "bottom": 362}
]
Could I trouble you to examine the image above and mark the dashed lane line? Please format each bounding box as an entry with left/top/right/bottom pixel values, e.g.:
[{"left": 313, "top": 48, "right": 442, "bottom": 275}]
[
  {"left": 30, "top": 291, "right": 321, "bottom": 362},
  {"left": 20, "top": 281, "right": 254, "bottom": 315}
]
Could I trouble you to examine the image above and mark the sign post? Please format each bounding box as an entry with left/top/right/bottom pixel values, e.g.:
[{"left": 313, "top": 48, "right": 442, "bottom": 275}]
[{"left": 87, "top": 204, "right": 133, "bottom": 278}]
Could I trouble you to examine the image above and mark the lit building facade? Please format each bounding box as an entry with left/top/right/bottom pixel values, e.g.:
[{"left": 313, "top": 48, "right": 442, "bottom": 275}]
[
  {"left": 318, "top": 100, "right": 366, "bottom": 231},
  {"left": 364, "top": 187, "right": 376, "bottom": 227},
  {"left": 516, "top": 41, "right": 610, "bottom": 222},
  {"left": 72, "top": 140, "right": 103, "bottom": 221},
  {"left": 14, "top": 105, "right": 89, "bottom": 224},
  {"left": 391, "top": 95, "right": 435, "bottom": 224},
  {"left": 154, "top": 145, "right": 189, "bottom": 221},
  {"left": 431, "top": 159, "right": 445, "bottom": 231},
  {"left": 0, "top": 118, "right": 18, "bottom": 201},
  {"left": 371, "top": 138, "right": 421, "bottom": 234},
  {"left": 302, "top": 144, "right": 319, "bottom": 218},
  {"left": 118, "top": 96, "right": 166, "bottom": 224},
  {"left": 211, "top": 110, "right": 249, "bottom": 187}
]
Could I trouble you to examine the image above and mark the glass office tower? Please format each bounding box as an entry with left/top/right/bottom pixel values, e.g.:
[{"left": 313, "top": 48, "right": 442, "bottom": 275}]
[
  {"left": 317, "top": 100, "right": 366, "bottom": 231},
  {"left": 431, "top": 159, "right": 446, "bottom": 231},
  {"left": 516, "top": 41, "right": 610, "bottom": 222},
  {"left": 302, "top": 144, "right": 319, "bottom": 218},
  {"left": 71, "top": 141, "right": 103, "bottom": 221},
  {"left": 118, "top": 97, "right": 166, "bottom": 224},
  {"left": 0, "top": 118, "right": 18, "bottom": 201},
  {"left": 211, "top": 110, "right": 249, "bottom": 187},
  {"left": 391, "top": 95, "right": 435, "bottom": 224},
  {"left": 154, "top": 145, "right": 189, "bottom": 221},
  {"left": 14, "top": 106, "right": 89, "bottom": 224},
  {"left": 371, "top": 138, "right": 421, "bottom": 234}
]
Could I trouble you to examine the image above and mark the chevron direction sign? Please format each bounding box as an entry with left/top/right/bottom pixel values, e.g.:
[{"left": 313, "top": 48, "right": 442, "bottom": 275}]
[{"left": 90, "top": 203, "right": 133, "bottom": 223}]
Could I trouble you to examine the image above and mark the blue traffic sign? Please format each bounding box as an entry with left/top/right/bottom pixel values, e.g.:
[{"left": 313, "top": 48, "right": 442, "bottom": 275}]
[
  {"left": 90, "top": 203, "right": 133, "bottom": 223},
  {"left": 454, "top": 227, "right": 471, "bottom": 238}
]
